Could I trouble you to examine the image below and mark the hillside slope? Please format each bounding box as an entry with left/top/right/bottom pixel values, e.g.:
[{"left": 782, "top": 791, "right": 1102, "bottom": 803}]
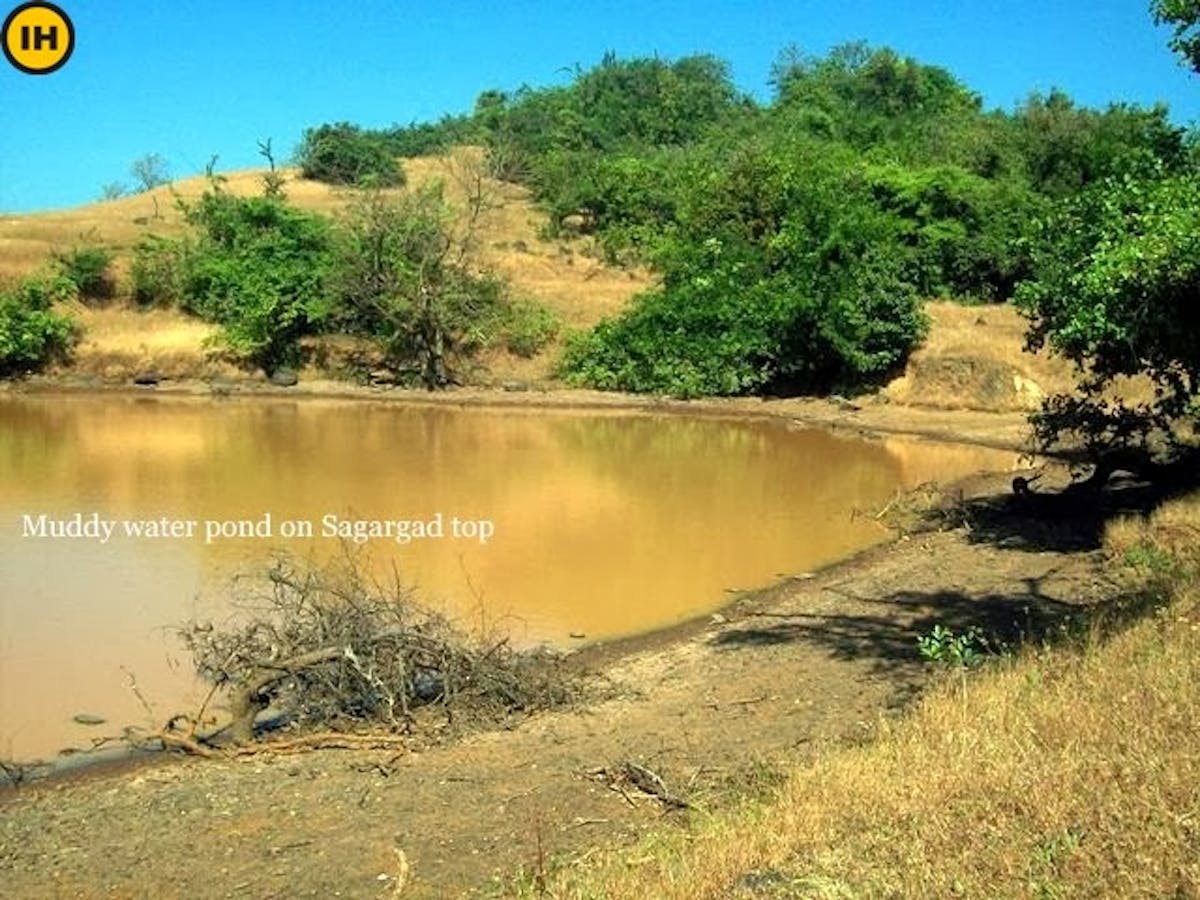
[{"left": 1, "top": 153, "right": 1075, "bottom": 409}]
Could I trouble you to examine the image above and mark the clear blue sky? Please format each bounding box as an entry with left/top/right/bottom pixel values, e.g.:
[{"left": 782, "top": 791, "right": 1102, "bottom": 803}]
[{"left": 1, "top": 0, "right": 1196, "bottom": 213}]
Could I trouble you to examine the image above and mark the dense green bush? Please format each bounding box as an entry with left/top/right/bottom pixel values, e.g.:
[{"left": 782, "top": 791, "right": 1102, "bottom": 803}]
[
  {"left": 559, "top": 134, "right": 929, "bottom": 397},
  {"left": 862, "top": 162, "right": 1041, "bottom": 300},
  {"left": 1012, "top": 91, "right": 1187, "bottom": 199},
  {"left": 770, "top": 43, "right": 984, "bottom": 153},
  {"left": 0, "top": 275, "right": 77, "bottom": 375},
  {"left": 383, "top": 115, "right": 480, "bottom": 157},
  {"left": 465, "top": 52, "right": 744, "bottom": 207},
  {"left": 130, "top": 235, "right": 183, "bottom": 306},
  {"left": 53, "top": 244, "right": 115, "bottom": 301},
  {"left": 561, "top": 242, "right": 924, "bottom": 397},
  {"left": 173, "top": 180, "right": 336, "bottom": 371},
  {"left": 295, "top": 123, "right": 406, "bottom": 186},
  {"left": 476, "top": 54, "right": 743, "bottom": 221},
  {"left": 500, "top": 299, "right": 561, "bottom": 358}
]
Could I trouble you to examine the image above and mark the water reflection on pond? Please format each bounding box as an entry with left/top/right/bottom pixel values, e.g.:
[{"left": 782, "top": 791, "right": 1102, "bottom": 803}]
[{"left": 0, "top": 394, "right": 1016, "bottom": 759}]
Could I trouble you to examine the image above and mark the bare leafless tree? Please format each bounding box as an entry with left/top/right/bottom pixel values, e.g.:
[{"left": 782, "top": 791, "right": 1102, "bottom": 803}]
[{"left": 129, "top": 153, "right": 170, "bottom": 193}]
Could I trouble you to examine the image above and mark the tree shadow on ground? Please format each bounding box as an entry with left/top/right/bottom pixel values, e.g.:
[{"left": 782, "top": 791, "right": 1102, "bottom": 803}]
[
  {"left": 711, "top": 465, "right": 1199, "bottom": 677},
  {"left": 949, "top": 459, "right": 1200, "bottom": 554},
  {"left": 712, "top": 582, "right": 1082, "bottom": 678}
]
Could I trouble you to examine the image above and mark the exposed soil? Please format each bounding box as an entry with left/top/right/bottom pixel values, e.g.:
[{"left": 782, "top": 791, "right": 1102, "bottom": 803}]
[{"left": 0, "top": 462, "right": 1126, "bottom": 898}]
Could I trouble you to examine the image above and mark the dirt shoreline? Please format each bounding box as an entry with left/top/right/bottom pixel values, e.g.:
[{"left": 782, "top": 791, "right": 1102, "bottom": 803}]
[{"left": 3, "top": 372, "right": 1037, "bottom": 452}]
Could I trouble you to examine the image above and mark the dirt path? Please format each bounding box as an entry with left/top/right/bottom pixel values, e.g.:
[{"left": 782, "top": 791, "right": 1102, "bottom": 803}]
[{"left": 0, "top": 470, "right": 1119, "bottom": 898}]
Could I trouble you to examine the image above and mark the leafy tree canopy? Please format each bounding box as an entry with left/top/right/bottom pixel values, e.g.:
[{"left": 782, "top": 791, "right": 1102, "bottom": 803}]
[
  {"left": 1153, "top": 0, "right": 1200, "bottom": 72},
  {"left": 295, "top": 123, "right": 405, "bottom": 186},
  {"left": 1016, "top": 169, "right": 1200, "bottom": 455}
]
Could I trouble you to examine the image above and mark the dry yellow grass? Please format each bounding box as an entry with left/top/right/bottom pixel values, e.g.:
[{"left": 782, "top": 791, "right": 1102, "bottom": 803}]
[
  {"left": 522, "top": 493, "right": 1200, "bottom": 899},
  {"left": 885, "top": 302, "right": 1160, "bottom": 414},
  {"left": 884, "top": 301, "right": 1078, "bottom": 412},
  {"left": 63, "top": 302, "right": 232, "bottom": 379}
]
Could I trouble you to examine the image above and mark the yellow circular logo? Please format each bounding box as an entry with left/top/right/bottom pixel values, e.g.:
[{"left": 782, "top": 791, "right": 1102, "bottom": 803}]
[{"left": 3, "top": 2, "right": 74, "bottom": 75}]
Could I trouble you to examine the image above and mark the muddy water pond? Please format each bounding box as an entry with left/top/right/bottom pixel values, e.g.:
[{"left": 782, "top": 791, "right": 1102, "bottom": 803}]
[{"left": 0, "top": 394, "right": 1016, "bottom": 760}]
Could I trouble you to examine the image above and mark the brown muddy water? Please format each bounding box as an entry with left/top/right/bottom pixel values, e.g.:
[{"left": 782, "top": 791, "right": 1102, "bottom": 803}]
[{"left": 0, "top": 394, "right": 1017, "bottom": 761}]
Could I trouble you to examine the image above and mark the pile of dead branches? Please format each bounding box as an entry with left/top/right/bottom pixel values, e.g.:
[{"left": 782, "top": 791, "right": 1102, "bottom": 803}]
[{"left": 177, "top": 554, "right": 577, "bottom": 747}]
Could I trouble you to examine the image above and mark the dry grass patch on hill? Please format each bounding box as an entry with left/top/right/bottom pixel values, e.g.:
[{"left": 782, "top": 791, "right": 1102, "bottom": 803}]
[
  {"left": 65, "top": 303, "right": 227, "bottom": 380},
  {"left": 883, "top": 301, "right": 1078, "bottom": 413}
]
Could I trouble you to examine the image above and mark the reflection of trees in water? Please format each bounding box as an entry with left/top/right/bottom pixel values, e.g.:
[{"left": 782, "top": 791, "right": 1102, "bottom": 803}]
[
  {"left": 0, "top": 396, "right": 78, "bottom": 479},
  {"left": 6, "top": 399, "right": 998, "bottom": 597},
  {"left": 1, "top": 397, "right": 920, "bottom": 529},
  {"left": 879, "top": 438, "right": 1018, "bottom": 488},
  {"left": 546, "top": 413, "right": 906, "bottom": 519}
]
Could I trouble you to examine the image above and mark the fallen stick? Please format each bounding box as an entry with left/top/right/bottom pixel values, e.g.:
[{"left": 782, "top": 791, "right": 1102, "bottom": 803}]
[
  {"left": 623, "top": 762, "right": 690, "bottom": 809},
  {"left": 563, "top": 817, "right": 610, "bottom": 830},
  {"left": 145, "top": 728, "right": 409, "bottom": 758}
]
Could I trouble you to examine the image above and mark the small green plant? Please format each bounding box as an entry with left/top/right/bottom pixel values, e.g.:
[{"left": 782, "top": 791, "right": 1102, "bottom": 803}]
[
  {"left": 917, "top": 624, "right": 988, "bottom": 668},
  {"left": 1029, "top": 827, "right": 1083, "bottom": 899},
  {"left": 53, "top": 243, "right": 115, "bottom": 301},
  {"left": 1122, "top": 541, "right": 1180, "bottom": 578}
]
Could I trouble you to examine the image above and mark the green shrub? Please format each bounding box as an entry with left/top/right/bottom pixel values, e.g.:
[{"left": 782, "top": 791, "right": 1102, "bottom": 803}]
[
  {"left": 53, "top": 244, "right": 115, "bottom": 301},
  {"left": 500, "top": 299, "right": 560, "bottom": 358},
  {"left": 559, "top": 272, "right": 789, "bottom": 398},
  {"left": 130, "top": 235, "right": 184, "bottom": 306},
  {"left": 164, "top": 180, "right": 336, "bottom": 371},
  {"left": 333, "top": 181, "right": 508, "bottom": 386},
  {"left": 0, "top": 276, "right": 78, "bottom": 375},
  {"left": 383, "top": 115, "right": 480, "bottom": 157},
  {"left": 295, "top": 122, "right": 406, "bottom": 186},
  {"left": 559, "top": 149, "right": 929, "bottom": 399}
]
